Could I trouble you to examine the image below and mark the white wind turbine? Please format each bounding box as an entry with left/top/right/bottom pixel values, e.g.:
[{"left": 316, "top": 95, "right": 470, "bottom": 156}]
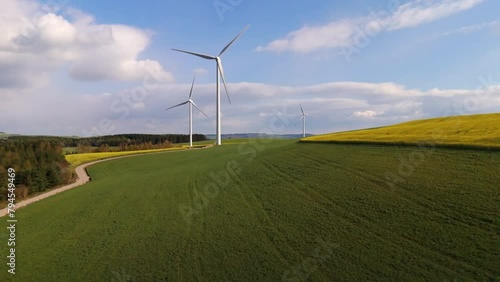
[
  {"left": 297, "top": 104, "right": 311, "bottom": 138},
  {"left": 172, "top": 25, "right": 249, "bottom": 146},
  {"left": 166, "top": 76, "right": 208, "bottom": 147}
]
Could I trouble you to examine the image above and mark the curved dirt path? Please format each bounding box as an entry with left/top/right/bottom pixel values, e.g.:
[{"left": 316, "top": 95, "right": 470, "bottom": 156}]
[
  {"left": 0, "top": 158, "right": 113, "bottom": 217},
  {"left": 0, "top": 148, "right": 200, "bottom": 217}
]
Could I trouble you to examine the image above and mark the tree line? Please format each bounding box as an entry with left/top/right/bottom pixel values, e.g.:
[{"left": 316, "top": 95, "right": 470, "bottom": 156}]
[
  {"left": 0, "top": 134, "right": 208, "bottom": 201},
  {"left": 8, "top": 133, "right": 207, "bottom": 147},
  {"left": 0, "top": 140, "right": 73, "bottom": 201}
]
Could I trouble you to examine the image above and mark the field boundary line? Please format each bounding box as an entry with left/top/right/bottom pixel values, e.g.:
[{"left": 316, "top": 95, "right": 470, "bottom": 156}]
[
  {"left": 0, "top": 147, "right": 205, "bottom": 217},
  {"left": 299, "top": 140, "right": 500, "bottom": 151}
]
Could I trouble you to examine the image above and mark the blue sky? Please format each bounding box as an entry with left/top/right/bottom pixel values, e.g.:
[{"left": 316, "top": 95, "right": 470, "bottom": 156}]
[{"left": 0, "top": 0, "right": 499, "bottom": 136}]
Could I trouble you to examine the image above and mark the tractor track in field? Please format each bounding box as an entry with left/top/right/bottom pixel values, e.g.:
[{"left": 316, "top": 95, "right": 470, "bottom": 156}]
[
  {"left": 231, "top": 161, "right": 296, "bottom": 266},
  {"left": 295, "top": 148, "right": 497, "bottom": 237},
  {"left": 0, "top": 148, "right": 205, "bottom": 218},
  {"left": 260, "top": 150, "right": 491, "bottom": 277}
]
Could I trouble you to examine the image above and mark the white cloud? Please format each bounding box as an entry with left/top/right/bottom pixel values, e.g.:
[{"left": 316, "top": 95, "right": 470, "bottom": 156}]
[
  {"left": 257, "top": 0, "right": 483, "bottom": 53},
  {"left": 442, "top": 21, "right": 500, "bottom": 36},
  {"left": 192, "top": 68, "right": 208, "bottom": 77},
  {"left": 385, "top": 0, "right": 483, "bottom": 31},
  {"left": 350, "top": 110, "right": 382, "bottom": 119},
  {"left": 256, "top": 18, "right": 363, "bottom": 53},
  {"left": 1, "top": 80, "right": 499, "bottom": 136},
  {"left": 0, "top": 0, "right": 172, "bottom": 88}
]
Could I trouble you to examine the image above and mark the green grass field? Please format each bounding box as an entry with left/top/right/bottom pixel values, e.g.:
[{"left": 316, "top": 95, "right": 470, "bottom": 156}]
[
  {"left": 303, "top": 113, "right": 500, "bottom": 149},
  {"left": 1, "top": 139, "right": 498, "bottom": 281}
]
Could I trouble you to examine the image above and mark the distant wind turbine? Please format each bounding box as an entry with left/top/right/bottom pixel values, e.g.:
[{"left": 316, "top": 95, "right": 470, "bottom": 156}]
[
  {"left": 166, "top": 76, "right": 208, "bottom": 147},
  {"left": 172, "top": 25, "right": 250, "bottom": 146},
  {"left": 296, "top": 104, "right": 311, "bottom": 138}
]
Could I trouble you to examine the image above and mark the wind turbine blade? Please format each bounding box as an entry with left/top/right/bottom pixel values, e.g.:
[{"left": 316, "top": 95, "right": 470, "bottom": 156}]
[
  {"left": 189, "top": 76, "right": 196, "bottom": 100},
  {"left": 191, "top": 101, "right": 209, "bottom": 118},
  {"left": 166, "top": 101, "right": 189, "bottom": 111},
  {"left": 217, "top": 59, "right": 231, "bottom": 104},
  {"left": 300, "top": 104, "right": 304, "bottom": 114},
  {"left": 218, "top": 25, "right": 250, "bottom": 57},
  {"left": 172, "top": 48, "right": 215, "bottom": 60}
]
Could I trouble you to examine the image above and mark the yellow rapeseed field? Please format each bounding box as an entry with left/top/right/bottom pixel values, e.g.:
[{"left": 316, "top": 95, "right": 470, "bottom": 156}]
[
  {"left": 303, "top": 113, "right": 500, "bottom": 148},
  {"left": 65, "top": 147, "right": 187, "bottom": 167}
]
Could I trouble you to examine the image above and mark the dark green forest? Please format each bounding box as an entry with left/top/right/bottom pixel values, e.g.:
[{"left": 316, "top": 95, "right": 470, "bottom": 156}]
[{"left": 0, "top": 140, "right": 72, "bottom": 201}]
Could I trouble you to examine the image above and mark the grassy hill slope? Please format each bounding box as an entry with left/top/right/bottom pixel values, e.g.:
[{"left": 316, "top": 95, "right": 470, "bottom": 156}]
[
  {"left": 303, "top": 113, "right": 500, "bottom": 149},
  {"left": 0, "top": 140, "right": 498, "bottom": 281}
]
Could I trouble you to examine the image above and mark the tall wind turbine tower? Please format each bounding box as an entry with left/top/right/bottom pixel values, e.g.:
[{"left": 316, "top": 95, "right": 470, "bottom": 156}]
[
  {"left": 299, "top": 104, "right": 310, "bottom": 138},
  {"left": 172, "top": 25, "right": 249, "bottom": 145},
  {"left": 166, "top": 77, "right": 208, "bottom": 147}
]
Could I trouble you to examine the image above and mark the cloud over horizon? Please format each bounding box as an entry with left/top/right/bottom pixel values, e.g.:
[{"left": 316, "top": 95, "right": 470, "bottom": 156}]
[
  {"left": 0, "top": 0, "right": 498, "bottom": 138},
  {"left": 0, "top": 0, "right": 172, "bottom": 89},
  {"left": 1, "top": 80, "right": 499, "bottom": 136}
]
